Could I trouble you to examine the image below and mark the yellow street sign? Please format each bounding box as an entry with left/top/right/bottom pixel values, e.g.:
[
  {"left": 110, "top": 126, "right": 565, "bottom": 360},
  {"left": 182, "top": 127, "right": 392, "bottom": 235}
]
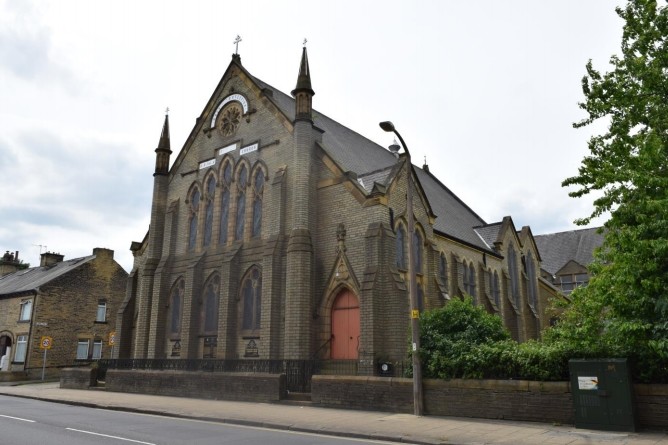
[
  {"left": 40, "top": 336, "right": 53, "bottom": 350},
  {"left": 108, "top": 331, "right": 116, "bottom": 346},
  {"left": 411, "top": 309, "right": 420, "bottom": 319}
]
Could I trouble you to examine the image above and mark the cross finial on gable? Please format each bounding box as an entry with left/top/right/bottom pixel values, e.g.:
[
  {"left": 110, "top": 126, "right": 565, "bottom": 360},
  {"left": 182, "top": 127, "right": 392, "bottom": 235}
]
[
  {"left": 234, "top": 35, "right": 242, "bottom": 54},
  {"left": 165, "top": 107, "right": 169, "bottom": 115},
  {"left": 303, "top": 38, "right": 307, "bottom": 47}
]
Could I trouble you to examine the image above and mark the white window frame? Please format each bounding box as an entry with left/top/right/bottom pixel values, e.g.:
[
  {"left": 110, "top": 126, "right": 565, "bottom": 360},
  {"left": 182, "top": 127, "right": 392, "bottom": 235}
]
[
  {"left": 76, "top": 339, "right": 90, "bottom": 360},
  {"left": 19, "top": 300, "right": 32, "bottom": 321},
  {"left": 92, "top": 340, "right": 103, "bottom": 360},
  {"left": 14, "top": 335, "right": 28, "bottom": 363},
  {"left": 96, "top": 302, "right": 107, "bottom": 322}
]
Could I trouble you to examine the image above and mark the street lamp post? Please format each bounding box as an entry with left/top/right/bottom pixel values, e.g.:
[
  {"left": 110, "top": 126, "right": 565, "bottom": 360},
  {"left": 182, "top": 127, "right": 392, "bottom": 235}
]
[{"left": 379, "top": 121, "right": 424, "bottom": 416}]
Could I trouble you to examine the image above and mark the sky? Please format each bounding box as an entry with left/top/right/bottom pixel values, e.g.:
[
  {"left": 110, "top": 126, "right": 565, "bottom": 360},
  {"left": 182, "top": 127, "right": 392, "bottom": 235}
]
[{"left": 0, "top": 0, "right": 627, "bottom": 272}]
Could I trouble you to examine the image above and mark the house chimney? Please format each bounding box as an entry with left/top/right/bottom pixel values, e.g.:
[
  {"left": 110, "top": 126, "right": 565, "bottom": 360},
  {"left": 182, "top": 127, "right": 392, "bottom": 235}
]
[
  {"left": 0, "top": 250, "right": 21, "bottom": 276},
  {"left": 40, "top": 251, "right": 64, "bottom": 267}
]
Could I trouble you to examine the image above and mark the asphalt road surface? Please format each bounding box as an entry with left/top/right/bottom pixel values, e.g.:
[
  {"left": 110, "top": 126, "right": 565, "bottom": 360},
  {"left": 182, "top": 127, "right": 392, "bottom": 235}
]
[{"left": 0, "top": 395, "right": 397, "bottom": 445}]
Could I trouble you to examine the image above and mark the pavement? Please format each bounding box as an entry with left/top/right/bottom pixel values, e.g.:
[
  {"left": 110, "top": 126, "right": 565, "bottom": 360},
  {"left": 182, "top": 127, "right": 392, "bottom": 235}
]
[{"left": 0, "top": 382, "right": 667, "bottom": 445}]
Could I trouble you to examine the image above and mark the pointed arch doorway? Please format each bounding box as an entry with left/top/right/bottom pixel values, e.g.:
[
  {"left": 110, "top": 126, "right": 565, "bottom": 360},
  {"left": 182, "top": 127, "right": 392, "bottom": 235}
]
[{"left": 330, "top": 290, "right": 360, "bottom": 359}]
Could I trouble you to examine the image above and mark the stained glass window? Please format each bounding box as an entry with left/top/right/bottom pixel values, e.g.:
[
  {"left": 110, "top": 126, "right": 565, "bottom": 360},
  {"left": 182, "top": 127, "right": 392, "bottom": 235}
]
[
  {"left": 252, "top": 170, "right": 265, "bottom": 238},
  {"left": 203, "top": 176, "right": 216, "bottom": 247},
  {"left": 202, "top": 275, "right": 220, "bottom": 334},
  {"left": 219, "top": 162, "right": 232, "bottom": 245},
  {"left": 188, "top": 188, "right": 200, "bottom": 251},
  {"left": 527, "top": 251, "right": 538, "bottom": 309},
  {"left": 439, "top": 253, "right": 447, "bottom": 286},
  {"left": 396, "top": 225, "right": 406, "bottom": 269},
  {"left": 236, "top": 165, "right": 247, "bottom": 241},
  {"left": 508, "top": 243, "right": 519, "bottom": 306},
  {"left": 241, "top": 267, "right": 262, "bottom": 331},
  {"left": 413, "top": 230, "right": 423, "bottom": 273}
]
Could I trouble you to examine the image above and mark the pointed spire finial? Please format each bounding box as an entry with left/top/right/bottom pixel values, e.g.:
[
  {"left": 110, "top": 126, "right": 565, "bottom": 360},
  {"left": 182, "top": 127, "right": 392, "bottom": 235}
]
[
  {"left": 292, "top": 44, "right": 315, "bottom": 122},
  {"left": 303, "top": 38, "right": 307, "bottom": 47},
  {"left": 155, "top": 113, "right": 172, "bottom": 176}
]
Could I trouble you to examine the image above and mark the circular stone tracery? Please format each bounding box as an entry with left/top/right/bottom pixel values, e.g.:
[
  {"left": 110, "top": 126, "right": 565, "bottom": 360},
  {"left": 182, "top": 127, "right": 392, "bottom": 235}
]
[{"left": 219, "top": 104, "right": 242, "bottom": 137}]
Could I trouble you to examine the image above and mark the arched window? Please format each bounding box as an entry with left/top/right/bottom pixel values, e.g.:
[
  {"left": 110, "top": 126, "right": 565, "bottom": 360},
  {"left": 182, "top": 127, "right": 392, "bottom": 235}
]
[
  {"left": 413, "top": 230, "right": 423, "bottom": 273},
  {"left": 168, "top": 279, "right": 185, "bottom": 338},
  {"left": 203, "top": 175, "right": 216, "bottom": 247},
  {"left": 235, "top": 165, "right": 248, "bottom": 241},
  {"left": 201, "top": 274, "right": 220, "bottom": 335},
  {"left": 468, "top": 263, "right": 476, "bottom": 297},
  {"left": 439, "top": 253, "right": 448, "bottom": 286},
  {"left": 219, "top": 161, "right": 232, "bottom": 245},
  {"left": 508, "top": 243, "right": 519, "bottom": 306},
  {"left": 395, "top": 225, "right": 406, "bottom": 269},
  {"left": 527, "top": 251, "right": 538, "bottom": 309},
  {"left": 188, "top": 188, "right": 201, "bottom": 251},
  {"left": 417, "top": 282, "right": 424, "bottom": 311},
  {"left": 492, "top": 270, "right": 501, "bottom": 308},
  {"left": 252, "top": 169, "right": 265, "bottom": 238},
  {"left": 241, "top": 266, "right": 262, "bottom": 331}
]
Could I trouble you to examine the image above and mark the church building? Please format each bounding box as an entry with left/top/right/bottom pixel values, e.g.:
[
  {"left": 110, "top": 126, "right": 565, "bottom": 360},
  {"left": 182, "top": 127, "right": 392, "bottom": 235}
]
[{"left": 116, "top": 48, "right": 557, "bottom": 372}]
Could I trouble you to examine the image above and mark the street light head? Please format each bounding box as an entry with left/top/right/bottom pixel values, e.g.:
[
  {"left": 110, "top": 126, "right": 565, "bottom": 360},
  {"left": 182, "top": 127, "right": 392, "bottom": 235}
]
[{"left": 379, "top": 121, "right": 395, "bottom": 132}]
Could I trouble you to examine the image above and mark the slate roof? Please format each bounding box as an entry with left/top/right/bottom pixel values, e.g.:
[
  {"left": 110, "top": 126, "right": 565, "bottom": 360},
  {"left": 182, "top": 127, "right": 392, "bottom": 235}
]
[
  {"left": 473, "top": 223, "right": 503, "bottom": 250},
  {"left": 0, "top": 255, "right": 95, "bottom": 296},
  {"left": 534, "top": 228, "right": 604, "bottom": 275},
  {"left": 249, "top": 70, "right": 495, "bottom": 254}
]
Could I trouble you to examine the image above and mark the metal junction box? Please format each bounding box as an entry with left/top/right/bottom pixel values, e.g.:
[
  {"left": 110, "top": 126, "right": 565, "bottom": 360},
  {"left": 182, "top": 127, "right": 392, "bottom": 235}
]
[{"left": 569, "top": 358, "right": 636, "bottom": 431}]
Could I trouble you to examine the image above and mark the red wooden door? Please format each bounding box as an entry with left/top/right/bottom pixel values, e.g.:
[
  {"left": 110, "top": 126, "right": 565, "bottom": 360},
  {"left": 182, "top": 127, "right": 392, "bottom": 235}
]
[{"left": 331, "top": 290, "right": 360, "bottom": 359}]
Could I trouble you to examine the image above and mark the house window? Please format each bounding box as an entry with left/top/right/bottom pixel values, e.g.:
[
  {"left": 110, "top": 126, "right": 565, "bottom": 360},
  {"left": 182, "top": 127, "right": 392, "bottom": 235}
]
[
  {"left": 92, "top": 340, "right": 103, "bottom": 360},
  {"left": 235, "top": 165, "right": 248, "bottom": 241},
  {"left": 241, "top": 266, "right": 262, "bottom": 331},
  {"left": 395, "top": 225, "right": 406, "bottom": 269},
  {"left": 558, "top": 273, "right": 589, "bottom": 294},
  {"left": 219, "top": 161, "right": 232, "bottom": 245},
  {"left": 188, "top": 187, "right": 201, "bottom": 251},
  {"left": 252, "top": 169, "right": 265, "bottom": 238},
  {"left": 76, "top": 339, "right": 90, "bottom": 360},
  {"left": 19, "top": 300, "right": 32, "bottom": 321},
  {"left": 96, "top": 302, "right": 107, "bottom": 322},
  {"left": 203, "top": 175, "right": 216, "bottom": 247},
  {"left": 14, "top": 335, "right": 27, "bottom": 363}
]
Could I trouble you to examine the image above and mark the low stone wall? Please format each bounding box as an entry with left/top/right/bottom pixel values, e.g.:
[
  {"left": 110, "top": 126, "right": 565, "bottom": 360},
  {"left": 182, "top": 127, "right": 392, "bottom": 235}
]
[
  {"left": 60, "top": 367, "right": 97, "bottom": 389},
  {"left": 312, "top": 376, "right": 668, "bottom": 428},
  {"left": 0, "top": 371, "right": 29, "bottom": 383},
  {"left": 312, "top": 375, "right": 572, "bottom": 424},
  {"left": 424, "top": 378, "right": 573, "bottom": 424},
  {"left": 105, "top": 369, "right": 286, "bottom": 402},
  {"left": 635, "top": 384, "right": 668, "bottom": 428}
]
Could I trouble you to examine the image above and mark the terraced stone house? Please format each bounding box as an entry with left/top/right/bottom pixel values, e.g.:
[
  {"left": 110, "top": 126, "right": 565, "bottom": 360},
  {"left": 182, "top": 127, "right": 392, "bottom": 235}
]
[{"left": 0, "top": 248, "right": 127, "bottom": 379}]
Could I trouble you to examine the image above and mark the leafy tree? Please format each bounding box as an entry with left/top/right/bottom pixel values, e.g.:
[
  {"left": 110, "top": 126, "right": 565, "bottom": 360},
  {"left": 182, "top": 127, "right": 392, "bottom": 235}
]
[{"left": 556, "top": 0, "right": 668, "bottom": 381}]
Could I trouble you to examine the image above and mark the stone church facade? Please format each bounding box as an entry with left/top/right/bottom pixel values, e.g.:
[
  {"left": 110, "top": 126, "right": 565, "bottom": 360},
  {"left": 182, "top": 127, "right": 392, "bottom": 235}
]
[{"left": 116, "top": 49, "right": 557, "bottom": 370}]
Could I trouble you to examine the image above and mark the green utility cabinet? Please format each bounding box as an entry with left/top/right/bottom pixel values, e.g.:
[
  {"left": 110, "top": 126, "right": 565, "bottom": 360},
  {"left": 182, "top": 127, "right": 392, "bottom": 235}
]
[{"left": 569, "top": 358, "right": 636, "bottom": 431}]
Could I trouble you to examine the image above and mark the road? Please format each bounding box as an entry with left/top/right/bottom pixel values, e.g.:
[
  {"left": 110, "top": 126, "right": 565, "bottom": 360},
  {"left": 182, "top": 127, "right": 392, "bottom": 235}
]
[{"left": 0, "top": 395, "right": 397, "bottom": 445}]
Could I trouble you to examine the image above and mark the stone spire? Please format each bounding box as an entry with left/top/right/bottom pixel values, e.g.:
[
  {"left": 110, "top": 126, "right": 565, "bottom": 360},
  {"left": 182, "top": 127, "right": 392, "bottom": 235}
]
[
  {"left": 154, "top": 113, "right": 172, "bottom": 176},
  {"left": 291, "top": 46, "right": 315, "bottom": 122}
]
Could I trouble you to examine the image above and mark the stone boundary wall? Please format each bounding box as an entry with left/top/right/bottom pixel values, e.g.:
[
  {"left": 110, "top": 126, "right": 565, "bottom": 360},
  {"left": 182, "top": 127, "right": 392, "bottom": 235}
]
[
  {"left": 60, "top": 367, "right": 97, "bottom": 389},
  {"left": 312, "top": 376, "right": 668, "bottom": 428},
  {"left": 634, "top": 384, "right": 668, "bottom": 428},
  {"left": 105, "top": 369, "right": 286, "bottom": 402}
]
